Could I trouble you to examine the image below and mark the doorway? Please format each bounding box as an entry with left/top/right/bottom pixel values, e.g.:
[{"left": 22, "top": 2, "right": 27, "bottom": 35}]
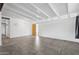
[
  {"left": 1, "top": 17, "right": 10, "bottom": 45},
  {"left": 32, "top": 24, "right": 36, "bottom": 36}
]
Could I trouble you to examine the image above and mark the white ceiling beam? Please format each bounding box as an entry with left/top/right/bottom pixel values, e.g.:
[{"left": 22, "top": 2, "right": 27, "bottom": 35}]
[
  {"left": 5, "top": 5, "right": 38, "bottom": 21},
  {"left": 67, "top": 3, "right": 77, "bottom": 18},
  {"left": 37, "top": 3, "right": 78, "bottom": 24},
  {"left": 67, "top": 3, "right": 71, "bottom": 17},
  {"left": 48, "top": 3, "right": 61, "bottom": 18},
  {"left": 67, "top": 3, "right": 69, "bottom": 14},
  {"left": 2, "top": 11, "right": 33, "bottom": 23},
  {"left": 13, "top": 4, "right": 43, "bottom": 19},
  {"left": 39, "top": 13, "right": 77, "bottom": 24},
  {"left": 31, "top": 3, "right": 50, "bottom": 18},
  {"left": 4, "top": 7, "right": 35, "bottom": 22},
  {"left": 47, "top": 3, "right": 73, "bottom": 21}
]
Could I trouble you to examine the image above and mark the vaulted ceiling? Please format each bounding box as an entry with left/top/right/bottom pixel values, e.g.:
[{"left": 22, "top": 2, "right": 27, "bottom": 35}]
[{"left": 2, "top": 3, "right": 79, "bottom": 23}]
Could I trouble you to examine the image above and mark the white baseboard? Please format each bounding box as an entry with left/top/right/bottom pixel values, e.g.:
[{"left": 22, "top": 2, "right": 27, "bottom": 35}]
[
  {"left": 39, "top": 35, "right": 79, "bottom": 43},
  {"left": 10, "top": 35, "right": 32, "bottom": 39}
]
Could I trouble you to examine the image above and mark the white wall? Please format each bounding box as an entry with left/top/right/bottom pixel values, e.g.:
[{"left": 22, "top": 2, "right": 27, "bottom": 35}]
[
  {"left": 10, "top": 18, "right": 32, "bottom": 38},
  {"left": 39, "top": 17, "right": 79, "bottom": 43},
  {"left": 0, "top": 12, "right": 2, "bottom": 45}
]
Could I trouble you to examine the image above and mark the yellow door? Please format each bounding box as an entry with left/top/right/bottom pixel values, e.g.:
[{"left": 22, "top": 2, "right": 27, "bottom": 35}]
[{"left": 32, "top": 24, "right": 36, "bottom": 36}]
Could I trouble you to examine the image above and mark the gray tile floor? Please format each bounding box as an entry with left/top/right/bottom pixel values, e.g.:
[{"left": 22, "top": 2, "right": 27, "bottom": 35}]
[{"left": 0, "top": 36, "right": 79, "bottom": 55}]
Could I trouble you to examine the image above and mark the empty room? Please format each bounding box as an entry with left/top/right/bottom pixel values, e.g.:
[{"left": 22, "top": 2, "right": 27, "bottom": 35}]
[{"left": 0, "top": 3, "right": 79, "bottom": 55}]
